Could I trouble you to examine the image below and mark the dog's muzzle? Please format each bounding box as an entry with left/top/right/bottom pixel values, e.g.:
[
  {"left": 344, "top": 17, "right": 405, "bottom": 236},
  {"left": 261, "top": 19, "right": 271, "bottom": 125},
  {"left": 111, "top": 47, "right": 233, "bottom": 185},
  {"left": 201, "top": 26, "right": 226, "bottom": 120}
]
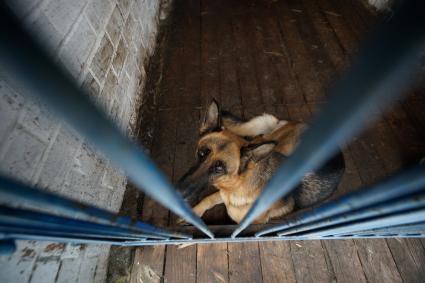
[{"left": 176, "top": 163, "right": 209, "bottom": 206}]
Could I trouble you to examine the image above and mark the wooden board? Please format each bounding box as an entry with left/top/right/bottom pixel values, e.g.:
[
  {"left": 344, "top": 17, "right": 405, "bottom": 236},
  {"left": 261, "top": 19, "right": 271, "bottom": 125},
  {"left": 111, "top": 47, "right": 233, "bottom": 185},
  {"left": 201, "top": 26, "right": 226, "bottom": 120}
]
[
  {"left": 197, "top": 243, "right": 229, "bottom": 283},
  {"left": 163, "top": 108, "right": 199, "bottom": 281},
  {"left": 355, "top": 240, "right": 402, "bottom": 283},
  {"left": 273, "top": 0, "right": 325, "bottom": 103},
  {"left": 228, "top": 242, "right": 263, "bottom": 283},
  {"left": 323, "top": 240, "right": 367, "bottom": 282},
  {"left": 231, "top": 2, "right": 263, "bottom": 109},
  {"left": 302, "top": 0, "right": 347, "bottom": 73},
  {"left": 164, "top": 245, "right": 197, "bottom": 283},
  {"left": 257, "top": 1, "right": 305, "bottom": 105},
  {"left": 222, "top": 5, "right": 264, "bottom": 283},
  {"left": 162, "top": 0, "right": 201, "bottom": 280},
  {"left": 117, "top": 1, "right": 425, "bottom": 283},
  {"left": 131, "top": 109, "right": 178, "bottom": 283},
  {"left": 289, "top": 0, "right": 337, "bottom": 92},
  {"left": 290, "top": 241, "right": 333, "bottom": 283},
  {"left": 258, "top": 241, "right": 296, "bottom": 283},
  {"left": 316, "top": 0, "right": 358, "bottom": 55}
]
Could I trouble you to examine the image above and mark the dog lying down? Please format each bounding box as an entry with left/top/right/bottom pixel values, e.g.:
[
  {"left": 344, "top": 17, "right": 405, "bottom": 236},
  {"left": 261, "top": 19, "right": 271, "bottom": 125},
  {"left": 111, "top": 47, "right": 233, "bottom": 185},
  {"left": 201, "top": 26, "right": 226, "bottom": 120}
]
[{"left": 177, "top": 100, "right": 345, "bottom": 224}]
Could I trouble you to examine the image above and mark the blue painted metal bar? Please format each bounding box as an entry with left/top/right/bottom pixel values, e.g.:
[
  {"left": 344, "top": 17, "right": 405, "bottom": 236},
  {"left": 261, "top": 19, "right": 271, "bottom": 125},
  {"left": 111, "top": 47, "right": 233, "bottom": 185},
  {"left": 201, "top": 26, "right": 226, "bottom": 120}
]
[
  {"left": 278, "top": 193, "right": 425, "bottom": 236},
  {"left": 295, "top": 208, "right": 425, "bottom": 238},
  {"left": 0, "top": 0, "right": 424, "bottom": 245},
  {"left": 0, "top": 177, "right": 190, "bottom": 239},
  {"left": 5, "top": 232, "right": 425, "bottom": 248},
  {"left": 330, "top": 234, "right": 425, "bottom": 239},
  {"left": 324, "top": 234, "right": 418, "bottom": 240},
  {"left": 0, "top": 239, "right": 16, "bottom": 255},
  {"left": 255, "top": 166, "right": 425, "bottom": 237},
  {"left": 0, "top": 225, "right": 146, "bottom": 241},
  {"left": 1, "top": 230, "right": 150, "bottom": 246},
  {"left": 232, "top": 0, "right": 425, "bottom": 238},
  {"left": 336, "top": 223, "right": 425, "bottom": 237},
  {"left": 0, "top": 3, "right": 213, "bottom": 238},
  {"left": 115, "top": 234, "right": 425, "bottom": 245},
  {"left": 0, "top": 205, "right": 164, "bottom": 240}
]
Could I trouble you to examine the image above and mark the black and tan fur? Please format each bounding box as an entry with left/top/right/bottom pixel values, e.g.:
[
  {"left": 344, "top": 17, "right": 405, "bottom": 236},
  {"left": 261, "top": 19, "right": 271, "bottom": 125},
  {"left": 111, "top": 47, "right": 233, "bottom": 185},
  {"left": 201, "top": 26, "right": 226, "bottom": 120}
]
[{"left": 177, "top": 100, "right": 345, "bottom": 224}]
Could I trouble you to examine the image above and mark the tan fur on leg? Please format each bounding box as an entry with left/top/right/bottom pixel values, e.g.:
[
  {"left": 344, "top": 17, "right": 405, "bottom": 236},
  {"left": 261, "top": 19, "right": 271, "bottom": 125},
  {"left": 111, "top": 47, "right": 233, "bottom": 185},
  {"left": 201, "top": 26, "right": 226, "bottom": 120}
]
[{"left": 192, "top": 191, "right": 223, "bottom": 217}]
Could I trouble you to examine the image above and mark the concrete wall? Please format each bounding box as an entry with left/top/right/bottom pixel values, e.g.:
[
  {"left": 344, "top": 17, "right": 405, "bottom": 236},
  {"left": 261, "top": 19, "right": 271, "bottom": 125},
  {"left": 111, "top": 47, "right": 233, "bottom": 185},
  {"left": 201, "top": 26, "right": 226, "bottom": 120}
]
[{"left": 0, "top": 0, "right": 162, "bottom": 282}]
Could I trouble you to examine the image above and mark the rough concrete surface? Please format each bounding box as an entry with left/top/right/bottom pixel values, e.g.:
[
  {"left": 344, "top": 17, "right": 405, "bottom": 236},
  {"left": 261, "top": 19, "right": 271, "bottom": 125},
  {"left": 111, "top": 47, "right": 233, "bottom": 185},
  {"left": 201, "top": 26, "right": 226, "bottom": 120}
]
[{"left": 0, "top": 0, "right": 163, "bottom": 282}]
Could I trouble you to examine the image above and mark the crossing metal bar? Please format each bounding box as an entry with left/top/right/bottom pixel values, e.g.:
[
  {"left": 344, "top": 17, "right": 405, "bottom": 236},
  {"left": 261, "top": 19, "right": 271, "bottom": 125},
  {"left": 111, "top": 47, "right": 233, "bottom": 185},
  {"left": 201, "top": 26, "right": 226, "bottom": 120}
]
[
  {"left": 1, "top": 0, "right": 425, "bottom": 246},
  {"left": 336, "top": 223, "right": 425, "bottom": 237},
  {"left": 255, "top": 166, "right": 425, "bottom": 237},
  {"left": 1, "top": 232, "right": 151, "bottom": 246},
  {"left": 295, "top": 208, "right": 425, "bottom": 238},
  {"left": 0, "top": 206, "right": 162, "bottom": 240},
  {"left": 0, "top": 177, "right": 190, "bottom": 240},
  {"left": 0, "top": 240, "right": 16, "bottom": 255},
  {"left": 0, "top": 225, "right": 146, "bottom": 242},
  {"left": 278, "top": 194, "right": 425, "bottom": 236},
  {"left": 232, "top": 0, "right": 425, "bottom": 238},
  {"left": 5, "top": 233, "right": 425, "bottom": 248},
  {"left": 0, "top": 3, "right": 213, "bottom": 238}
]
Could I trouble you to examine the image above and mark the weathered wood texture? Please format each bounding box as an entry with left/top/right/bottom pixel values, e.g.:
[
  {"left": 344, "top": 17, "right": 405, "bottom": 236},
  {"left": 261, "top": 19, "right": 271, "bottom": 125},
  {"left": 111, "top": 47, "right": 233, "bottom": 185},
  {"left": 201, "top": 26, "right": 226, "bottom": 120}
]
[{"left": 125, "top": 0, "right": 425, "bottom": 282}]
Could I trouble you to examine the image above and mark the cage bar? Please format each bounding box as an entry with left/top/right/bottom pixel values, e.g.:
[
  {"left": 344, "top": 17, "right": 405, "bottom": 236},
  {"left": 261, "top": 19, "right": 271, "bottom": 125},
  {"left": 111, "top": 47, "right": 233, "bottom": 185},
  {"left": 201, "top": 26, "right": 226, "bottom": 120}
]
[
  {"left": 232, "top": 0, "right": 425, "bottom": 238},
  {"left": 0, "top": 3, "right": 213, "bottom": 239},
  {"left": 256, "top": 166, "right": 425, "bottom": 237},
  {"left": 0, "top": 176, "right": 190, "bottom": 240},
  {"left": 0, "top": 0, "right": 424, "bottom": 248}
]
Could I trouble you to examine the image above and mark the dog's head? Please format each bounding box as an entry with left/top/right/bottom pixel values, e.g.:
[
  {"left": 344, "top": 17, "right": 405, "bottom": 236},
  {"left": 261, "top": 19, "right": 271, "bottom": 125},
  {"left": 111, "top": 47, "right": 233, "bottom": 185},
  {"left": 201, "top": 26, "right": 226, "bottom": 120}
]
[{"left": 176, "top": 100, "right": 276, "bottom": 204}]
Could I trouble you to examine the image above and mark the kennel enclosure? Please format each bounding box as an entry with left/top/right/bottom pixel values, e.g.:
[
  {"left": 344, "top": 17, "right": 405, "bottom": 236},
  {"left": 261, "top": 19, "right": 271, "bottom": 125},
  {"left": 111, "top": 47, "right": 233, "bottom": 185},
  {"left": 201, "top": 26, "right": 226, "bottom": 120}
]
[{"left": 1, "top": 0, "right": 425, "bottom": 255}]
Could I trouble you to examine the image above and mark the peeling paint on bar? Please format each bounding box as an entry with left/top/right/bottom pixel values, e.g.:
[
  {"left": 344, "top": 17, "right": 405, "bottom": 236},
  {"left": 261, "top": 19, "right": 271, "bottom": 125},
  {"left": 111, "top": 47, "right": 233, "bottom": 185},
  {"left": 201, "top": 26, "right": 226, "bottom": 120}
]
[
  {"left": 0, "top": 0, "right": 424, "bottom": 270},
  {"left": 0, "top": 3, "right": 213, "bottom": 239},
  {"left": 232, "top": 0, "right": 425, "bottom": 238}
]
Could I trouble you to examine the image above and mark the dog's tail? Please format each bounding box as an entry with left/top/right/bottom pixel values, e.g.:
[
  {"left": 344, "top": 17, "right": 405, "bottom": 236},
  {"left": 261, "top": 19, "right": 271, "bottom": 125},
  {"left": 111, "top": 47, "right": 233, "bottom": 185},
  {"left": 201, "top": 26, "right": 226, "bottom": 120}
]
[{"left": 222, "top": 111, "right": 284, "bottom": 137}]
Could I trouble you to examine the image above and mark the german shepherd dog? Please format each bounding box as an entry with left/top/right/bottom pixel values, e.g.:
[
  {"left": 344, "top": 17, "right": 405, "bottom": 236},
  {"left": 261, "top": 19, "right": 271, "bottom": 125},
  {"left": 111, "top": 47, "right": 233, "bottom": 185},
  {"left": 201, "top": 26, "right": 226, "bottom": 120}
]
[{"left": 177, "top": 100, "right": 345, "bottom": 224}]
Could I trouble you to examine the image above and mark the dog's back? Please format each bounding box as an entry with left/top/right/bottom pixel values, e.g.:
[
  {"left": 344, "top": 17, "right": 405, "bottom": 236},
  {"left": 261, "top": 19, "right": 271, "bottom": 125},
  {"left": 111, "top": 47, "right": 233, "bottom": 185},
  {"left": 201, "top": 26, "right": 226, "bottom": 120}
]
[
  {"left": 293, "top": 151, "right": 345, "bottom": 208},
  {"left": 263, "top": 150, "right": 344, "bottom": 209},
  {"left": 223, "top": 110, "right": 345, "bottom": 209}
]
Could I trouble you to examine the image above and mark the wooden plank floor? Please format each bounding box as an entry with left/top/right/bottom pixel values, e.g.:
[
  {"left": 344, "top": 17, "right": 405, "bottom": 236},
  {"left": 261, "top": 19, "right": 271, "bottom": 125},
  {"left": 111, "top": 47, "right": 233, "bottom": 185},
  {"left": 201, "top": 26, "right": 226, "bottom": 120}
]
[{"left": 128, "top": 0, "right": 425, "bottom": 282}]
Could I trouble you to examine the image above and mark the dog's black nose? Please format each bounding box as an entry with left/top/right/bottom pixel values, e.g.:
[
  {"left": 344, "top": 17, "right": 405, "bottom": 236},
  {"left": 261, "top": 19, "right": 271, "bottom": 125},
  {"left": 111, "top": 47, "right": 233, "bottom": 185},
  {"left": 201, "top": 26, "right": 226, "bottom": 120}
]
[{"left": 176, "top": 177, "right": 198, "bottom": 206}]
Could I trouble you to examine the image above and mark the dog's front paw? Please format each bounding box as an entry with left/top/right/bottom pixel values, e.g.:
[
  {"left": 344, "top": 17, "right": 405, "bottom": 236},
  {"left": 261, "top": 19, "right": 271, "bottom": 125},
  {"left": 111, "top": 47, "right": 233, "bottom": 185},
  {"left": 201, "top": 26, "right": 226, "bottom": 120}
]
[{"left": 176, "top": 217, "right": 190, "bottom": 226}]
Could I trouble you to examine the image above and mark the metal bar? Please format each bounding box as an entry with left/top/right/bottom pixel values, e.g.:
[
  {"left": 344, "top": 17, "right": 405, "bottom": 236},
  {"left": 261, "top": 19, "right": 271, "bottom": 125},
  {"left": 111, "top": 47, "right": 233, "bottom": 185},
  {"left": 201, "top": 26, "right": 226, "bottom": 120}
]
[
  {"left": 116, "top": 234, "right": 425, "bottom": 245},
  {"left": 256, "top": 166, "right": 425, "bottom": 237},
  {"left": 2, "top": 232, "right": 149, "bottom": 246},
  {"left": 0, "top": 3, "right": 213, "bottom": 238},
  {"left": 0, "top": 176, "right": 190, "bottom": 239},
  {"left": 0, "top": 225, "right": 146, "bottom": 241},
  {"left": 232, "top": 0, "right": 425, "bottom": 238},
  {"left": 338, "top": 222, "right": 425, "bottom": 237},
  {"left": 301, "top": 234, "right": 423, "bottom": 239},
  {"left": 278, "top": 193, "right": 425, "bottom": 236},
  {"left": 0, "top": 176, "right": 425, "bottom": 245},
  {"left": 3, "top": 233, "right": 425, "bottom": 247},
  {"left": 0, "top": 205, "right": 165, "bottom": 240},
  {"left": 294, "top": 208, "right": 425, "bottom": 238},
  {"left": 0, "top": 239, "right": 16, "bottom": 255},
  {"left": 8, "top": 221, "right": 422, "bottom": 244}
]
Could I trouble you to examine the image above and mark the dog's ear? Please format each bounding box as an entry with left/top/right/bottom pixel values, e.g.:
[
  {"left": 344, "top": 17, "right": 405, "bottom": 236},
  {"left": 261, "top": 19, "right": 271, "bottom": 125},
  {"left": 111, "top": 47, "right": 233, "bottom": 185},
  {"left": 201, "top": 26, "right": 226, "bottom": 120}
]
[
  {"left": 239, "top": 141, "right": 276, "bottom": 173},
  {"left": 242, "top": 141, "right": 276, "bottom": 162},
  {"left": 200, "top": 99, "right": 221, "bottom": 135}
]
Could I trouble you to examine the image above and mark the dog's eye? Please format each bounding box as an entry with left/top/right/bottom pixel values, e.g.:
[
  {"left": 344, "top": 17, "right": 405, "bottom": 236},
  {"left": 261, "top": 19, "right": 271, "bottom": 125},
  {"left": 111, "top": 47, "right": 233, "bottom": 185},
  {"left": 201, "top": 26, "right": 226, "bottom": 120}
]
[
  {"left": 197, "top": 148, "right": 210, "bottom": 161},
  {"left": 211, "top": 160, "right": 226, "bottom": 174}
]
